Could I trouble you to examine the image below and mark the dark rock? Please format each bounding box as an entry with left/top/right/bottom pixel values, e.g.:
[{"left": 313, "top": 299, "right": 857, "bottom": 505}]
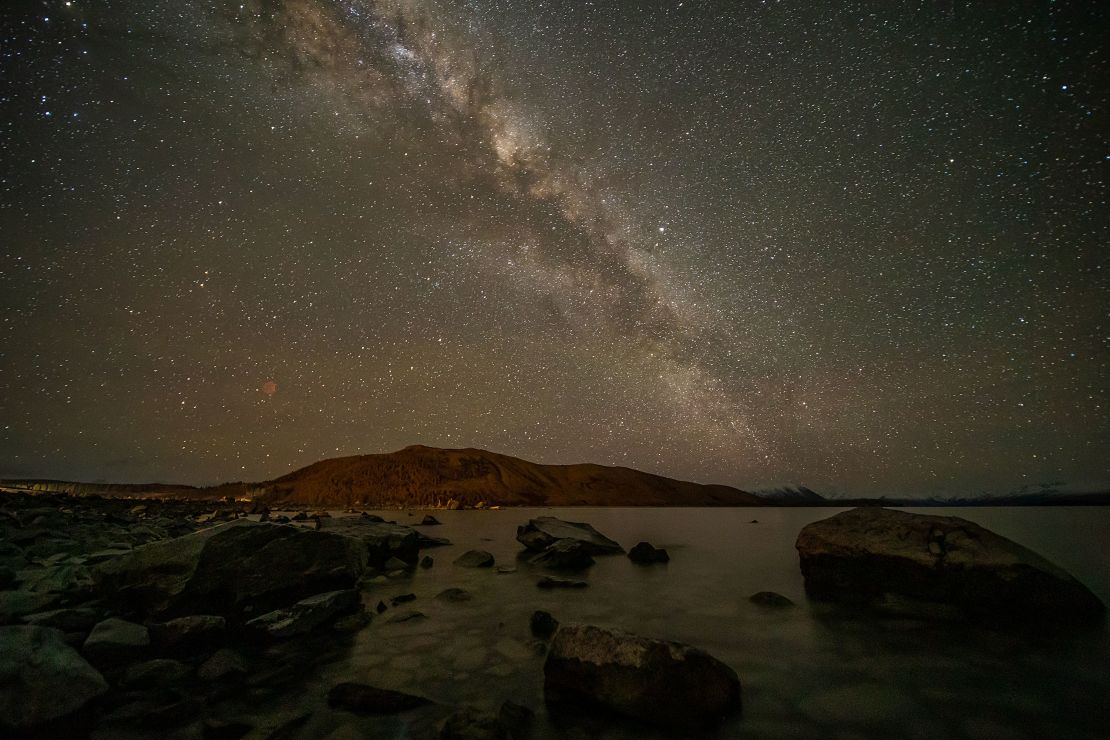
[
  {"left": 627, "top": 542, "right": 670, "bottom": 565},
  {"left": 795, "top": 507, "right": 1107, "bottom": 624},
  {"left": 420, "top": 515, "right": 442, "bottom": 526},
  {"left": 498, "top": 701, "right": 534, "bottom": 738},
  {"left": 360, "top": 513, "right": 386, "bottom": 522},
  {"left": 198, "top": 648, "right": 247, "bottom": 682},
  {"left": 530, "top": 610, "right": 559, "bottom": 639},
  {"left": 0, "top": 625, "right": 108, "bottom": 730},
  {"left": 22, "top": 606, "right": 106, "bottom": 633},
  {"left": 331, "top": 610, "right": 372, "bottom": 633},
  {"left": 537, "top": 576, "right": 587, "bottom": 589},
  {"left": 749, "top": 591, "right": 794, "bottom": 607},
  {"left": 246, "top": 589, "right": 360, "bottom": 638},
  {"left": 438, "top": 706, "right": 510, "bottom": 739},
  {"left": 326, "top": 681, "right": 430, "bottom": 714},
  {"left": 120, "top": 658, "right": 192, "bottom": 688},
  {"left": 391, "top": 593, "right": 417, "bottom": 606},
  {"left": 82, "top": 617, "right": 150, "bottom": 664},
  {"left": 375, "top": 600, "right": 388, "bottom": 614},
  {"left": 93, "top": 521, "right": 367, "bottom": 620},
  {"left": 387, "top": 610, "right": 426, "bottom": 623},
  {"left": 204, "top": 717, "right": 254, "bottom": 740},
  {"left": 529, "top": 539, "right": 595, "bottom": 570},
  {"left": 544, "top": 623, "right": 741, "bottom": 730},
  {"left": 150, "top": 614, "right": 227, "bottom": 653},
  {"left": 435, "top": 588, "right": 472, "bottom": 602},
  {"left": 384, "top": 556, "right": 411, "bottom": 571},
  {"left": 454, "top": 550, "right": 495, "bottom": 568},
  {"left": 415, "top": 533, "right": 452, "bottom": 548},
  {"left": 516, "top": 517, "right": 624, "bottom": 555},
  {"left": 749, "top": 520, "right": 759, "bottom": 524},
  {"left": 291, "top": 512, "right": 309, "bottom": 522},
  {"left": 420, "top": 556, "right": 434, "bottom": 569}
]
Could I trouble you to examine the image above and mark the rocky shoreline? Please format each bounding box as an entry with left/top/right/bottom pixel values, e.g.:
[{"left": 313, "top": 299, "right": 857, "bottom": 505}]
[{"left": 1, "top": 493, "right": 1105, "bottom": 738}]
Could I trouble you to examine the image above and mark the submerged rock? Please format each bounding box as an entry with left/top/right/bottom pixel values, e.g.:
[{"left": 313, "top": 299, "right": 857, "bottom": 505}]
[
  {"left": 627, "top": 542, "right": 670, "bottom": 565},
  {"left": 420, "top": 515, "right": 442, "bottom": 526},
  {"left": 544, "top": 623, "right": 741, "bottom": 729},
  {"left": 0, "top": 625, "right": 108, "bottom": 730},
  {"left": 749, "top": 591, "right": 794, "bottom": 608},
  {"left": 327, "top": 681, "right": 430, "bottom": 714},
  {"left": 454, "top": 550, "right": 495, "bottom": 568},
  {"left": 435, "top": 588, "right": 472, "bottom": 602},
  {"left": 93, "top": 521, "right": 367, "bottom": 620},
  {"left": 795, "top": 507, "right": 1106, "bottom": 624},
  {"left": 537, "top": 576, "right": 587, "bottom": 590},
  {"left": 516, "top": 517, "right": 624, "bottom": 555},
  {"left": 528, "top": 538, "right": 595, "bottom": 570}
]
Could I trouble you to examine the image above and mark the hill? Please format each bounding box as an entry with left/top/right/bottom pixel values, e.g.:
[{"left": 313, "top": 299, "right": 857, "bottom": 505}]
[{"left": 227, "top": 445, "right": 767, "bottom": 508}]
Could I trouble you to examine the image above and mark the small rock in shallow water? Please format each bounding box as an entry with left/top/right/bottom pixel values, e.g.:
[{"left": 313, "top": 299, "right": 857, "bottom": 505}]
[
  {"left": 530, "top": 610, "right": 559, "bottom": 639},
  {"left": 391, "top": 593, "right": 417, "bottom": 606},
  {"left": 435, "top": 588, "right": 472, "bottom": 602},
  {"left": 326, "top": 681, "right": 430, "bottom": 714},
  {"left": 537, "top": 576, "right": 587, "bottom": 589},
  {"left": 375, "top": 600, "right": 388, "bottom": 614},
  {"left": 387, "top": 610, "right": 426, "bottom": 623},
  {"left": 420, "top": 515, "right": 442, "bottom": 526},
  {"left": 420, "top": 555, "right": 434, "bottom": 568},
  {"left": 454, "top": 550, "right": 495, "bottom": 568},
  {"left": 628, "top": 542, "right": 670, "bottom": 564},
  {"left": 749, "top": 591, "right": 795, "bottom": 607}
]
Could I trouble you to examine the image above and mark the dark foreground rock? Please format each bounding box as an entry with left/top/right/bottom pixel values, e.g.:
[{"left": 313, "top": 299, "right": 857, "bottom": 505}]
[
  {"left": 544, "top": 623, "right": 741, "bottom": 730},
  {"left": 0, "top": 625, "right": 109, "bottom": 730},
  {"left": 517, "top": 517, "right": 624, "bottom": 555},
  {"left": 627, "top": 542, "right": 670, "bottom": 564},
  {"left": 795, "top": 507, "right": 1107, "bottom": 624},
  {"left": 327, "top": 681, "right": 431, "bottom": 714},
  {"left": 93, "top": 521, "right": 367, "bottom": 620}
]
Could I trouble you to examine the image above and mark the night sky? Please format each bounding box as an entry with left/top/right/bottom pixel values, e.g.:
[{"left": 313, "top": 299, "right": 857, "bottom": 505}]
[{"left": 1, "top": 1, "right": 1107, "bottom": 497}]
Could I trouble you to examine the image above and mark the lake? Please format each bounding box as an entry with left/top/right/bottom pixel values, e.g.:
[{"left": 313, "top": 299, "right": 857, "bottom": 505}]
[{"left": 243, "top": 506, "right": 1110, "bottom": 739}]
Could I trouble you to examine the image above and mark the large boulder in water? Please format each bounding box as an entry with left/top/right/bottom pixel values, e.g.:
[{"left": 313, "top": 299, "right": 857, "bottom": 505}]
[
  {"left": 0, "top": 625, "right": 109, "bottom": 731},
  {"left": 93, "top": 521, "right": 367, "bottom": 620},
  {"left": 528, "top": 538, "right": 595, "bottom": 570},
  {"left": 516, "top": 517, "right": 624, "bottom": 555},
  {"left": 319, "top": 518, "right": 422, "bottom": 567},
  {"left": 795, "top": 507, "right": 1106, "bottom": 624},
  {"left": 544, "top": 623, "right": 741, "bottom": 730}
]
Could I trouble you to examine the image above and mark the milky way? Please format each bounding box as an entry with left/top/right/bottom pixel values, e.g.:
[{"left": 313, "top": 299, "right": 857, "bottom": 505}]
[{"left": 1, "top": 1, "right": 1107, "bottom": 496}]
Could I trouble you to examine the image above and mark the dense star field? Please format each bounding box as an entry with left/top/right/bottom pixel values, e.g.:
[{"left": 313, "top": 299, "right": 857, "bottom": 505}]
[{"left": 1, "top": 1, "right": 1106, "bottom": 496}]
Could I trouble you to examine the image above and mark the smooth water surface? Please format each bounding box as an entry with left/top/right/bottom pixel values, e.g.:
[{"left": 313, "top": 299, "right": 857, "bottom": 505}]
[{"left": 237, "top": 507, "right": 1110, "bottom": 739}]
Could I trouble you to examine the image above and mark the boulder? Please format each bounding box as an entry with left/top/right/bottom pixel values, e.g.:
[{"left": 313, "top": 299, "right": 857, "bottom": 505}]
[
  {"left": 528, "top": 539, "right": 595, "bottom": 570},
  {"left": 245, "top": 589, "right": 360, "bottom": 638},
  {"left": 93, "top": 521, "right": 367, "bottom": 620},
  {"left": 516, "top": 517, "right": 624, "bottom": 555},
  {"left": 0, "top": 626, "right": 108, "bottom": 730},
  {"left": 544, "top": 624, "right": 741, "bottom": 729},
  {"left": 82, "top": 617, "right": 150, "bottom": 664},
  {"left": 320, "top": 519, "right": 420, "bottom": 567},
  {"left": 795, "top": 507, "right": 1106, "bottom": 624},
  {"left": 454, "top": 550, "right": 495, "bottom": 568},
  {"left": 327, "top": 681, "right": 430, "bottom": 714},
  {"left": 628, "top": 542, "right": 670, "bottom": 565},
  {"left": 749, "top": 591, "right": 794, "bottom": 607}
]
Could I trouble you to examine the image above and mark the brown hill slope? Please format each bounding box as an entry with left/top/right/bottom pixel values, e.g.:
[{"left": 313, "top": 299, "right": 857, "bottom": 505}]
[{"left": 239, "top": 445, "right": 764, "bottom": 508}]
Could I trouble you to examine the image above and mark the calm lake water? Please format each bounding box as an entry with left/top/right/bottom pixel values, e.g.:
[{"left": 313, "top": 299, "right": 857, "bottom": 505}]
[{"left": 241, "top": 507, "right": 1110, "bottom": 739}]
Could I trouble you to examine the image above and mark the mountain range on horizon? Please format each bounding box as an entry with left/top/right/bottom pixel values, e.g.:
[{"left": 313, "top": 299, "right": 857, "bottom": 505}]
[{"left": 2, "top": 445, "right": 1107, "bottom": 507}]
